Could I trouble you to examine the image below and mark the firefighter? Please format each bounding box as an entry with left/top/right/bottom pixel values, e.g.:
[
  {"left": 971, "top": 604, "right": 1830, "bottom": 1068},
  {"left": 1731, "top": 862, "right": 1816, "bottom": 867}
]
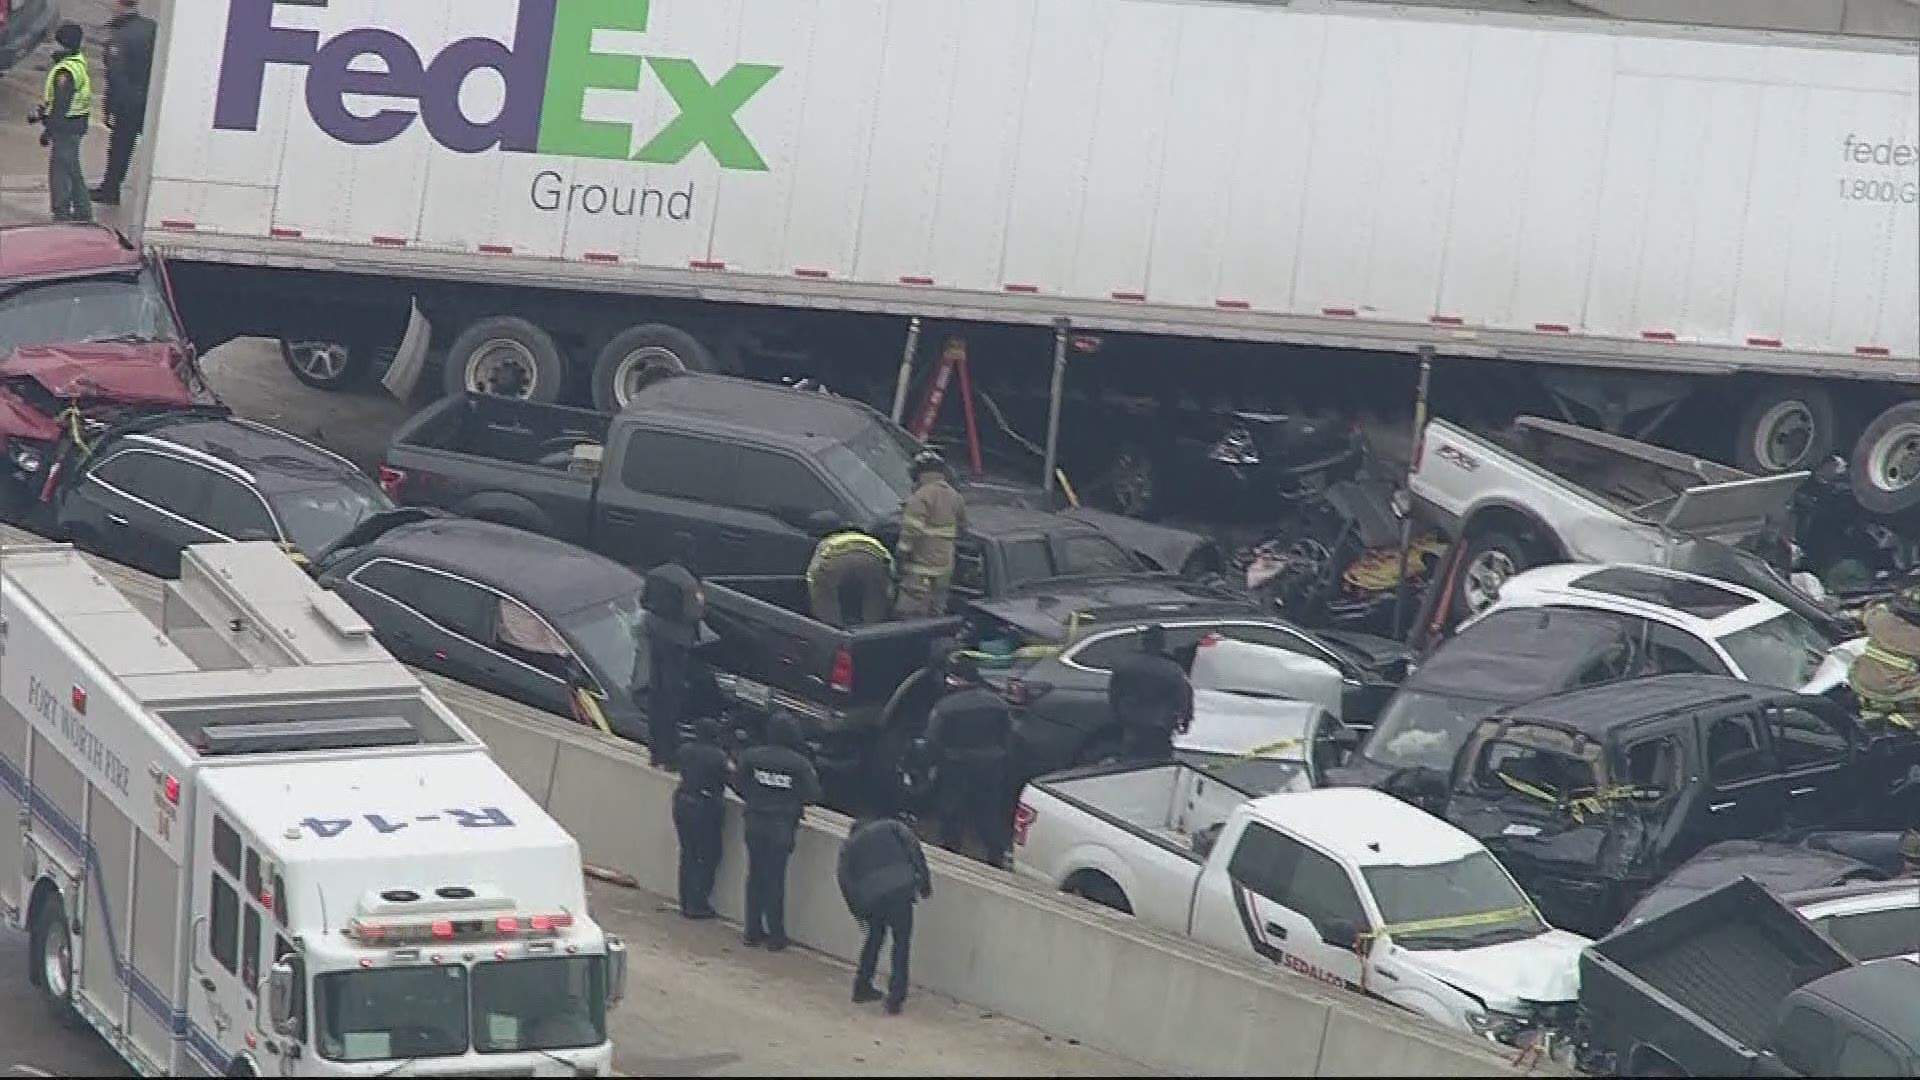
[
  {"left": 731, "top": 711, "right": 820, "bottom": 950},
  {"left": 1108, "top": 624, "right": 1193, "bottom": 762},
  {"left": 1849, "top": 588, "right": 1920, "bottom": 734},
  {"left": 807, "top": 520, "right": 894, "bottom": 628},
  {"left": 917, "top": 653, "right": 1016, "bottom": 867},
  {"left": 894, "top": 449, "right": 966, "bottom": 618}
]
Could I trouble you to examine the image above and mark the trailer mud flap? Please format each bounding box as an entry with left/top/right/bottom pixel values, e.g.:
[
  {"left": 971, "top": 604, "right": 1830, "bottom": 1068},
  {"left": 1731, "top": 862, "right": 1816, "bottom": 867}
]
[{"left": 380, "top": 299, "right": 434, "bottom": 402}]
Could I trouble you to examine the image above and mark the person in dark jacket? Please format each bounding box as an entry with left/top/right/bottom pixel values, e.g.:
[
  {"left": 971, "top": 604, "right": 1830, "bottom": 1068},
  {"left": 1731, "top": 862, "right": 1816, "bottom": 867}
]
[
  {"left": 641, "top": 535, "right": 704, "bottom": 771},
  {"left": 1107, "top": 624, "right": 1192, "bottom": 762},
  {"left": 36, "top": 22, "right": 92, "bottom": 223},
  {"left": 730, "top": 711, "right": 819, "bottom": 950},
  {"left": 918, "top": 652, "right": 1016, "bottom": 866},
  {"left": 837, "top": 796, "right": 932, "bottom": 1014},
  {"left": 673, "top": 718, "right": 731, "bottom": 919},
  {"left": 90, "top": 0, "right": 155, "bottom": 205}
]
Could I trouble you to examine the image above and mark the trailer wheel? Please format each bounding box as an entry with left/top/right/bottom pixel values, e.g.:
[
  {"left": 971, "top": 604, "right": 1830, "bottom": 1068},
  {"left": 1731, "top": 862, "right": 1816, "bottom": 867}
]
[
  {"left": 1734, "top": 385, "right": 1836, "bottom": 475},
  {"left": 279, "top": 338, "right": 370, "bottom": 391},
  {"left": 1851, "top": 402, "right": 1920, "bottom": 516},
  {"left": 591, "top": 324, "right": 718, "bottom": 411},
  {"left": 442, "top": 317, "right": 565, "bottom": 403},
  {"left": 31, "top": 896, "right": 84, "bottom": 1031},
  {"left": 1452, "top": 530, "right": 1529, "bottom": 617}
]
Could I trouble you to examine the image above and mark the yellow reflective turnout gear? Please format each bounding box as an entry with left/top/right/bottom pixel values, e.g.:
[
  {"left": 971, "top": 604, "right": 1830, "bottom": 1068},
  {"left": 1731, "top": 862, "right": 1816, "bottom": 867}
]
[{"left": 44, "top": 54, "right": 92, "bottom": 118}]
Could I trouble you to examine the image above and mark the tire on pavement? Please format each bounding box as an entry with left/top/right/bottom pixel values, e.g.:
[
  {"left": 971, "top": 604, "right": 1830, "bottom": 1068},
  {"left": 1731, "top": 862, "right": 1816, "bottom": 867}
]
[
  {"left": 590, "top": 323, "right": 718, "bottom": 412},
  {"left": 1850, "top": 401, "right": 1920, "bottom": 516},
  {"left": 441, "top": 316, "right": 565, "bottom": 403},
  {"left": 31, "top": 895, "right": 85, "bottom": 1031},
  {"left": 1732, "top": 384, "right": 1836, "bottom": 476},
  {"left": 1451, "top": 529, "right": 1532, "bottom": 618},
  {"left": 279, "top": 338, "right": 371, "bottom": 391}
]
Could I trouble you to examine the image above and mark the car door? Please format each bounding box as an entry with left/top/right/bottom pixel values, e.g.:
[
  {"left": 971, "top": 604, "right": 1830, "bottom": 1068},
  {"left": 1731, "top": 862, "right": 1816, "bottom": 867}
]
[
  {"left": 593, "top": 427, "right": 739, "bottom": 572},
  {"left": 68, "top": 447, "right": 221, "bottom": 575},
  {"left": 1764, "top": 701, "right": 1856, "bottom": 829},
  {"left": 480, "top": 592, "right": 577, "bottom": 715},
  {"left": 336, "top": 557, "right": 453, "bottom": 667},
  {"left": 1692, "top": 706, "right": 1787, "bottom": 845},
  {"left": 1208, "top": 621, "right": 1375, "bottom": 725},
  {"left": 1211, "top": 821, "right": 1369, "bottom": 993},
  {"left": 728, "top": 446, "right": 849, "bottom": 576}
]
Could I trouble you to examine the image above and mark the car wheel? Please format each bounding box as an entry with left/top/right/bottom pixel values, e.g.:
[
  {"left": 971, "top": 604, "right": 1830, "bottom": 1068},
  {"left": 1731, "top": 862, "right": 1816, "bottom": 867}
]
[
  {"left": 1850, "top": 401, "right": 1920, "bottom": 516},
  {"left": 442, "top": 316, "right": 565, "bottom": 403},
  {"left": 279, "top": 338, "right": 371, "bottom": 391},
  {"left": 1733, "top": 385, "right": 1835, "bottom": 475},
  {"left": 1452, "top": 531, "right": 1529, "bottom": 617}
]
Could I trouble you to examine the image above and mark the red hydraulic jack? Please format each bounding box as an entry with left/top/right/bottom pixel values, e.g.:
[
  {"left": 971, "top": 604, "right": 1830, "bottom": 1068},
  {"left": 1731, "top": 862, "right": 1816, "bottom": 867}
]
[{"left": 906, "top": 336, "right": 984, "bottom": 478}]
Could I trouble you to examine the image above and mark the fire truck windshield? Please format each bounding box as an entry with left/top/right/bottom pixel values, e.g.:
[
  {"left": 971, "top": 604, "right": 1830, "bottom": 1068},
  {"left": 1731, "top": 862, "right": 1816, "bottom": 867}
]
[
  {"left": 472, "top": 956, "right": 609, "bottom": 1052},
  {"left": 313, "top": 956, "right": 607, "bottom": 1062}
]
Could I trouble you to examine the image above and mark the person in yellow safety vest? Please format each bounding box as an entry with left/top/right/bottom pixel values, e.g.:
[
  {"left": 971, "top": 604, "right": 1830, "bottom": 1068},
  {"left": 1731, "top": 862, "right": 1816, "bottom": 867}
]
[
  {"left": 1848, "top": 588, "right": 1920, "bottom": 732},
  {"left": 894, "top": 448, "right": 966, "bottom": 619},
  {"left": 807, "top": 521, "right": 894, "bottom": 629},
  {"left": 36, "top": 23, "right": 94, "bottom": 223}
]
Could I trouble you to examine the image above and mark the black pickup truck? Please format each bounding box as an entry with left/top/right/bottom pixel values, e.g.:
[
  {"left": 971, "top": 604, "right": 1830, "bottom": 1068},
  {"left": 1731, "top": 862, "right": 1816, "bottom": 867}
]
[
  {"left": 382, "top": 374, "right": 1207, "bottom": 592},
  {"left": 1580, "top": 876, "right": 1920, "bottom": 1076}
]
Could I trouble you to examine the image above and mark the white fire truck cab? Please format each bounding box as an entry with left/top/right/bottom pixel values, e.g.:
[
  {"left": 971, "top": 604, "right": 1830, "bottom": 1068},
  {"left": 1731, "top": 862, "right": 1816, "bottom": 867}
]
[{"left": 0, "top": 541, "right": 626, "bottom": 1077}]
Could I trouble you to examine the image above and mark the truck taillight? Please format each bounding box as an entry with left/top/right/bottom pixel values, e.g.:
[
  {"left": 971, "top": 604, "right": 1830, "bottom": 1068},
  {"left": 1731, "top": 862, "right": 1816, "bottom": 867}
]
[
  {"left": 828, "top": 646, "right": 854, "bottom": 694},
  {"left": 1012, "top": 802, "right": 1036, "bottom": 846},
  {"left": 377, "top": 465, "right": 407, "bottom": 498}
]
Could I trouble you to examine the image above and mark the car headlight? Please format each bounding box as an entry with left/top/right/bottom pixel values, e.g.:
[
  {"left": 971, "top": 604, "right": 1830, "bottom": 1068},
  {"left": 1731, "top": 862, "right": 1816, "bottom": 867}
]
[{"left": 1465, "top": 1009, "right": 1530, "bottom": 1043}]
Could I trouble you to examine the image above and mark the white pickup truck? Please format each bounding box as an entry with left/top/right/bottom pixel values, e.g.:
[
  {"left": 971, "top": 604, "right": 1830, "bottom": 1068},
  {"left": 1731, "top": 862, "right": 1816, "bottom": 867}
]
[{"left": 1013, "top": 776, "right": 1589, "bottom": 1056}]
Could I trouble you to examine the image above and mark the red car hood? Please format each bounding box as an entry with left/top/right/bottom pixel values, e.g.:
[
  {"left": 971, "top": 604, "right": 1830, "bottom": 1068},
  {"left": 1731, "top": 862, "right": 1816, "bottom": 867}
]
[{"left": 0, "top": 342, "right": 201, "bottom": 405}]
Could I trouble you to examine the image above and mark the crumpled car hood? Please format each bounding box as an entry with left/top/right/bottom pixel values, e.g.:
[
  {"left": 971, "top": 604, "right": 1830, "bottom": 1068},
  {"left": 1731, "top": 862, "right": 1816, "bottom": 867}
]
[
  {"left": 1399, "top": 928, "right": 1590, "bottom": 1008},
  {"left": 0, "top": 341, "right": 201, "bottom": 407}
]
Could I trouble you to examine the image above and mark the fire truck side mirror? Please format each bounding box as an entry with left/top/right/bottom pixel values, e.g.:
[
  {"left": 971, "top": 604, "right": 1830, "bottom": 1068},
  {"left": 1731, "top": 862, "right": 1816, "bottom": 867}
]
[
  {"left": 268, "top": 961, "right": 298, "bottom": 1034},
  {"left": 606, "top": 937, "right": 629, "bottom": 1006}
]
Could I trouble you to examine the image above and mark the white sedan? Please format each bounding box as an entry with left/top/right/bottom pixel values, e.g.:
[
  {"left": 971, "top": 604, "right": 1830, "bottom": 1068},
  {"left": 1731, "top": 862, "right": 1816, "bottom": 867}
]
[{"left": 1468, "top": 562, "right": 1864, "bottom": 695}]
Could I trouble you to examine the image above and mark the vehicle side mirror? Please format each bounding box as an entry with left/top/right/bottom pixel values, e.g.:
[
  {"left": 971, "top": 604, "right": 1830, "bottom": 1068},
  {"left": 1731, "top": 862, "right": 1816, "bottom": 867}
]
[
  {"left": 606, "top": 937, "right": 628, "bottom": 1006},
  {"left": 1320, "top": 918, "right": 1362, "bottom": 951},
  {"left": 267, "top": 960, "right": 299, "bottom": 1036}
]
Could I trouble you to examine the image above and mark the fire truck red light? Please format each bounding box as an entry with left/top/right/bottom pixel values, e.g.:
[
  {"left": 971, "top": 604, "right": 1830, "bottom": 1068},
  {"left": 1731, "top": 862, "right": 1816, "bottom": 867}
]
[
  {"left": 71, "top": 686, "right": 86, "bottom": 713},
  {"left": 430, "top": 920, "right": 454, "bottom": 939},
  {"left": 358, "top": 958, "right": 373, "bottom": 968},
  {"left": 529, "top": 914, "right": 552, "bottom": 930},
  {"left": 163, "top": 776, "right": 180, "bottom": 804},
  {"left": 496, "top": 916, "right": 520, "bottom": 933}
]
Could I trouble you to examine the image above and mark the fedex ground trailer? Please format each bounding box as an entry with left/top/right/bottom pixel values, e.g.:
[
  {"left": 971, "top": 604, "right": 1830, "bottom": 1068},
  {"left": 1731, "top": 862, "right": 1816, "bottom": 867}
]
[{"left": 133, "top": 0, "right": 1918, "bottom": 484}]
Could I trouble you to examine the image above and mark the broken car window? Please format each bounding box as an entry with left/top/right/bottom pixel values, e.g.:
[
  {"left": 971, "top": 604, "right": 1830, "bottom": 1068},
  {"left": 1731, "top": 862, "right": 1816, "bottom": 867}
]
[
  {"left": 1366, "top": 690, "right": 1491, "bottom": 772},
  {"left": 1718, "top": 612, "right": 1832, "bottom": 690},
  {"left": 1703, "top": 712, "right": 1772, "bottom": 784},
  {"left": 1768, "top": 706, "right": 1848, "bottom": 771},
  {"left": 1619, "top": 736, "right": 1685, "bottom": 799},
  {"left": 0, "top": 276, "right": 176, "bottom": 352}
]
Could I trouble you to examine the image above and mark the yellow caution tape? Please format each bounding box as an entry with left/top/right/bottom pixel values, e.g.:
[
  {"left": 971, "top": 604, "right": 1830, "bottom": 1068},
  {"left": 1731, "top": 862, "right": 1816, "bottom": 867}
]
[
  {"left": 1225, "top": 736, "right": 1309, "bottom": 766},
  {"left": 572, "top": 687, "right": 613, "bottom": 737},
  {"left": 1496, "top": 772, "right": 1652, "bottom": 824},
  {"left": 1377, "top": 905, "right": 1537, "bottom": 938},
  {"left": 1344, "top": 537, "right": 1448, "bottom": 593}
]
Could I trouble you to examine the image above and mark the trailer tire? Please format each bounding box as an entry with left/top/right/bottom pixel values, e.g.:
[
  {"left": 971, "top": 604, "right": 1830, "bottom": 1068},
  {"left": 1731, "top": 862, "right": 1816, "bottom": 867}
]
[
  {"left": 279, "top": 338, "right": 371, "bottom": 391},
  {"left": 1850, "top": 401, "right": 1920, "bottom": 515},
  {"left": 591, "top": 324, "right": 718, "bottom": 412},
  {"left": 1733, "top": 385, "right": 1836, "bottom": 475},
  {"left": 1451, "top": 529, "right": 1530, "bottom": 617},
  {"left": 442, "top": 317, "right": 565, "bottom": 403},
  {"left": 31, "top": 896, "right": 84, "bottom": 1031}
]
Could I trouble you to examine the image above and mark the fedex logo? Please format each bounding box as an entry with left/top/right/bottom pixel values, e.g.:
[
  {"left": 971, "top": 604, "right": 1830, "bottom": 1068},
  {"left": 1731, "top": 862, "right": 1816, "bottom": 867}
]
[{"left": 212, "top": 0, "right": 782, "bottom": 170}]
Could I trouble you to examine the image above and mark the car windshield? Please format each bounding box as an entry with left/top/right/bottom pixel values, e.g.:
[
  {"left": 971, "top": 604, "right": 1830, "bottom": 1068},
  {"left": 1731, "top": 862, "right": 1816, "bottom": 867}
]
[
  {"left": 315, "top": 964, "right": 468, "bottom": 1062},
  {"left": 558, "top": 589, "right": 646, "bottom": 692},
  {"left": 1364, "top": 852, "right": 1546, "bottom": 950},
  {"left": 0, "top": 275, "right": 177, "bottom": 351},
  {"left": 471, "top": 956, "right": 608, "bottom": 1053},
  {"left": 1363, "top": 689, "right": 1496, "bottom": 771},
  {"left": 1811, "top": 905, "right": 1920, "bottom": 962},
  {"left": 818, "top": 423, "right": 916, "bottom": 518},
  {"left": 269, "top": 479, "right": 393, "bottom": 556},
  {"left": 1718, "top": 612, "right": 1831, "bottom": 689}
]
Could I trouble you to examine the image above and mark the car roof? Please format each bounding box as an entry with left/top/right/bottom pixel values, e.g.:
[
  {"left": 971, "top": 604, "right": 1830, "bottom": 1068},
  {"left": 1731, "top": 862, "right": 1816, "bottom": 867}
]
[
  {"left": 973, "top": 576, "right": 1259, "bottom": 642},
  {"left": 124, "top": 416, "right": 364, "bottom": 494},
  {"left": 0, "top": 223, "right": 142, "bottom": 280},
  {"left": 1246, "top": 788, "right": 1483, "bottom": 867},
  {"left": 1789, "top": 877, "right": 1920, "bottom": 919},
  {"left": 367, "top": 517, "right": 644, "bottom": 614},
  {"left": 963, "top": 504, "right": 1105, "bottom": 539},
  {"left": 1407, "top": 606, "right": 1639, "bottom": 701},
  {"left": 1620, "top": 841, "right": 1880, "bottom": 926},
  {"left": 627, "top": 373, "right": 885, "bottom": 447},
  {"left": 1494, "top": 673, "right": 1777, "bottom": 736},
  {"left": 1798, "top": 958, "right": 1920, "bottom": 1044},
  {"left": 1491, "top": 562, "right": 1780, "bottom": 637}
]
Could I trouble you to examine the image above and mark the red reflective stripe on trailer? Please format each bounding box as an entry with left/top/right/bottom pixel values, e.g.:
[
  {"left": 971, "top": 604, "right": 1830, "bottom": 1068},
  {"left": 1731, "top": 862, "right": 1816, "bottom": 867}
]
[
  {"left": 794, "top": 267, "right": 830, "bottom": 279},
  {"left": 1004, "top": 283, "right": 1040, "bottom": 293},
  {"left": 899, "top": 275, "right": 933, "bottom": 286},
  {"left": 478, "top": 244, "right": 513, "bottom": 255},
  {"left": 1112, "top": 290, "right": 1146, "bottom": 302},
  {"left": 1535, "top": 322, "right": 1571, "bottom": 333},
  {"left": 371, "top": 236, "right": 407, "bottom": 247},
  {"left": 1641, "top": 330, "right": 1676, "bottom": 341},
  {"left": 1747, "top": 336, "right": 1783, "bottom": 348},
  {"left": 1216, "top": 299, "right": 1250, "bottom": 310},
  {"left": 1430, "top": 314, "right": 1464, "bottom": 326},
  {"left": 158, "top": 219, "right": 195, "bottom": 231},
  {"left": 1321, "top": 306, "right": 1357, "bottom": 317},
  {"left": 583, "top": 252, "right": 620, "bottom": 263},
  {"left": 689, "top": 259, "right": 724, "bottom": 270},
  {"left": 269, "top": 227, "right": 302, "bottom": 239},
  {"left": 1858, "top": 345, "right": 1893, "bottom": 357}
]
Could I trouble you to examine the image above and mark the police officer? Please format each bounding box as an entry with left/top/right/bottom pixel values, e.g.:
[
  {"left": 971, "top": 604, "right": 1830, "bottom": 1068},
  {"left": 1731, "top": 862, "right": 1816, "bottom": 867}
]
[
  {"left": 1108, "top": 624, "right": 1192, "bottom": 762},
  {"left": 807, "top": 520, "right": 894, "bottom": 628},
  {"left": 642, "top": 536, "right": 705, "bottom": 771},
  {"left": 1849, "top": 587, "right": 1920, "bottom": 734},
  {"left": 90, "top": 0, "right": 156, "bottom": 206},
  {"left": 37, "top": 23, "right": 93, "bottom": 223},
  {"left": 894, "top": 449, "right": 966, "bottom": 618},
  {"left": 919, "top": 653, "right": 1016, "bottom": 866},
  {"left": 731, "top": 710, "right": 820, "bottom": 950},
  {"left": 673, "top": 718, "right": 731, "bottom": 920}
]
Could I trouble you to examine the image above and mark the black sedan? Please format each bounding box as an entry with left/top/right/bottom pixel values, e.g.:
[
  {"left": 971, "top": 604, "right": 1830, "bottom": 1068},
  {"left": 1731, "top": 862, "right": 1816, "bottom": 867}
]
[{"left": 314, "top": 509, "right": 705, "bottom": 739}]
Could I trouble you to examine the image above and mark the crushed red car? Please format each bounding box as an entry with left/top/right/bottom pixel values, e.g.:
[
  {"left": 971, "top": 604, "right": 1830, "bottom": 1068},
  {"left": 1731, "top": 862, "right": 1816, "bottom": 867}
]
[{"left": 0, "top": 223, "right": 215, "bottom": 515}]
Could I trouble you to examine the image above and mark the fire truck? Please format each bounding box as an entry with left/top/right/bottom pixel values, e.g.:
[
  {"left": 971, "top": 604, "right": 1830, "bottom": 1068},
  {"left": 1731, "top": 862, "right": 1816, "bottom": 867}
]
[{"left": 0, "top": 540, "right": 626, "bottom": 1077}]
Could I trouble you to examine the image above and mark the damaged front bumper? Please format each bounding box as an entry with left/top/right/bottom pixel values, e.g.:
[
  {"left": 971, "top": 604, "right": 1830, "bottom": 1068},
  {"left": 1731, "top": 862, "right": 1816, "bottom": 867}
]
[{"left": 1467, "top": 1001, "right": 1580, "bottom": 1067}]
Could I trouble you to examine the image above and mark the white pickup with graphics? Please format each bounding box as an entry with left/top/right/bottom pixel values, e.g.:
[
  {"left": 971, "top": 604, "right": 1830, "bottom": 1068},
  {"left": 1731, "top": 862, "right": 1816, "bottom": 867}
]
[
  {"left": 1012, "top": 779, "right": 1589, "bottom": 1058},
  {"left": 0, "top": 541, "right": 626, "bottom": 1077}
]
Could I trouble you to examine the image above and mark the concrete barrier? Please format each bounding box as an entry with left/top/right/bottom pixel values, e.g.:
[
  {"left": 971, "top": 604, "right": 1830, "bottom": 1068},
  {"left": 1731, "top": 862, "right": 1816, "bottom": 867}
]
[{"left": 31, "top": 534, "right": 1553, "bottom": 1078}]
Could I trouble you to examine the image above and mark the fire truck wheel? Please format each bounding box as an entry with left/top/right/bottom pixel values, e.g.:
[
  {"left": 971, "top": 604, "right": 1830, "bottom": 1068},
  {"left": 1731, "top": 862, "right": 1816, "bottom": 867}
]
[{"left": 31, "top": 895, "right": 84, "bottom": 1031}]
